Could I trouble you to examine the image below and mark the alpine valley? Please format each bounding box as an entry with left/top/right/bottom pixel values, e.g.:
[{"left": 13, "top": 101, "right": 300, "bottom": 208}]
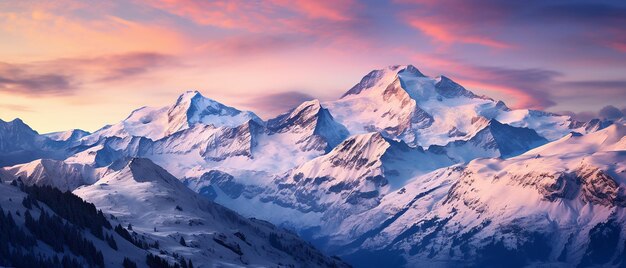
[{"left": 1, "top": 65, "right": 625, "bottom": 267}]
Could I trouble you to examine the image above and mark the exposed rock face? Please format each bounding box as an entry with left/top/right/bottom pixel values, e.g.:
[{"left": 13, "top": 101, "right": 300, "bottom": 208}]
[
  {"left": 201, "top": 120, "right": 262, "bottom": 161},
  {"left": 268, "top": 99, "right": 349, "bottom": 152},
  {"left": 577, "top": 167, "right": 626, "bottom": 206}
]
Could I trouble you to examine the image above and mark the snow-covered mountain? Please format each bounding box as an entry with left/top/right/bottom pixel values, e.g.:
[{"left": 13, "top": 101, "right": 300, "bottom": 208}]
[
  {"left": 432, "top": 118, "right": 548, "bottom": 162},
  {"left": 44, "top": 129, "right": 90, "bottom": 143},
  {"left": 73, "top": 158, "right": 349, "bottom": 267},
  {"left": 325, "top": 65, "right": 586, "bottom": 146},
  {"left": 85, "top": 91, "right": 262, "bottom": 142},
  {"left": 3, "top": 159, "right": 100, "bottom": 191},
  {"left": 1, "top": 63, "right": 622, "bottom": 267},
  {"left": 0, "top": 118, "right": 74, "bottom": 166},
  {"left": 329, "top": 124, "right": 626, "bottom": 267},
  {"left": 0, "top": 180, "right": 152, "bottom": 267}
]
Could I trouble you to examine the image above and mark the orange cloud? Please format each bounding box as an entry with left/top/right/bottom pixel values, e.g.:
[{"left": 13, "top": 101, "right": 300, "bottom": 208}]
[{"left": 0, "top": 8, "right": 186, "bottom": 61}]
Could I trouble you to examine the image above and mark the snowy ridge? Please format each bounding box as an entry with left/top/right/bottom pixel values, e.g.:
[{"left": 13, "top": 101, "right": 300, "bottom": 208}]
[
  {"left": 73, "top": 158, "right": 350, "bottom": 267},
  {"left": 0, "top": 181, "right": 151, "bottom": 267},
  {"left": 3, "top": 159, "right": 101, "bottom": 191},
  {"left": 329, "top": 124, "right": 626, "bottom": 267},
  {"left": 0, "top": 118, "right": 74, "bottom": 166},
  {"left": 228, "top": 132, "right": 456, "bottom": 234},
  {"left": 267, "top": 99, "right": 349, "bottom": 152},
  {"left": 43, "top": 129, "right": 90, "bottom": 142},
  {"left": 86, "top": 91, "right": 262, "bottom": 141},
  {"left": 432, "top": 119, "right": 548, "bottom": 162}
]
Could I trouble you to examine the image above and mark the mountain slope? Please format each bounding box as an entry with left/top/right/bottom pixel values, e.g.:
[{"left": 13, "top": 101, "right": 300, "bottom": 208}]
[
  {"left": 330, "top": 124, "right": 626, "bottom": 267},
  {"left": 198, "top": 132, "right": 455, "bottom": 236},
  {"left": 3, "top": 159, "right": 101, "bottom": 191},
  {"left": 73, "top": 158, "right": 349, "bottom": 267},
  {"left": 0, "top": 181, "right": 150, "bottom": 267},
  {"left": 432, "top": 119, "right": 548, "bottom": 162}
]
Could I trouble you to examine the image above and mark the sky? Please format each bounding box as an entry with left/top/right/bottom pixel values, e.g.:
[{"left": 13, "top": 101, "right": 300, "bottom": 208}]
[{"left": 0, "top": 0, "right": 625, "bottom": 133}]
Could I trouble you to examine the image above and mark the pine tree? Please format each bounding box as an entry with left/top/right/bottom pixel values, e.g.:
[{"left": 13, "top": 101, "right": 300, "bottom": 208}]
[
  {"left": 179, "top": 237, "right": 187, "bottom": 246},
  {"left": 123, "top": 257, "right": 138, "bottom": 268},
  {"left": 106, "top": 234, "right": 118, "bottom": 250}
]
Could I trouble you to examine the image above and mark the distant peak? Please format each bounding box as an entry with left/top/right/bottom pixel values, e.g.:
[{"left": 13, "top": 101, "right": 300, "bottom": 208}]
[
  {"left": 398, "top": 64, "right": 426, "bottom": 77},
  {"left": 171, "top": 90, "right": 210, "bottom": 106},
  {"left": 267, "top": 99, "right": 324, "bottom": 132},
  {"left": 301, "top": 99, "right": 321, "bottom": 107},
  {"left": 293, "top": 99, "right": 322, "bottom": 113},
  {"left": 434, "top": 75, "right": 478, "bottom": 99},
  {"left": 6, "top": 118, "right": 29, "bottom": 127},
  {"left": 0, "top": 117, "right": 37, "bottom": 134},
  {"left": 10, "top": 118, "right": 24, "bottom": 124},
  {"left": 181, "top": 90, "right": 202, "bottom": 98},
  {"left": 342, "top": 64, "right": 426, "bottom": 98}
]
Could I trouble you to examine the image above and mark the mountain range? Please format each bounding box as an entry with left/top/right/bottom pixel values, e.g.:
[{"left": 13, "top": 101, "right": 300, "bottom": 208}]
[{"left": 1, "top": 64, "right": 623, "bottom": 267}]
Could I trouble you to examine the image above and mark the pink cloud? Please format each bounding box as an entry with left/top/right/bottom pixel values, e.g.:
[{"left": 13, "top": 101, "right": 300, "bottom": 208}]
[
  {"left": 0, "top": 53, "right": 173, "bottom": 96},
  {"left": 138, "top": 0, "right": 359, "bottom": 32},
  {"left": 406, "top": 19, "right": 511, "bottom": 49}
]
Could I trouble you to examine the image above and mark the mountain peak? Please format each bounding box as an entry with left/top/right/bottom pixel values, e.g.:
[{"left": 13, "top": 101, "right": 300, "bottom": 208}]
[
  {"left": 1, "top": 118, "right": 33, "bottom": 130},
  {"left": 178, "top": 89, "right": 202, "bottom": 100},
  {"left": 165, "top": 90, "right": 262, "bottom": 136},
  {"left": 398, "top": 64, "right": 426, "bottom": 77},
  {"left": 293, "top": 99, "right": 322, "bottom": 114},
  {"left": 0, "top": 117, "right": 38, "bottom": 136},
  {"left": 267, "top": 99, "right": 325, "bottom": 132},
  {"left": 121, "top": 157, "right": 183, "bottom": 186},
  {"left": 268, "top": 99, "right": 348, "bottom": 151},
  {"left": 44, "top": 129, "right": 90, "bottom": 142},
  {"left": 342, "top": 64, "right": 426, "bottom": 98},
  {"left": 434, "top": 75, "right": 478, "bottom": 98},
  {"left": 479, "top": 119, "right": 548, "bottom": 157}
]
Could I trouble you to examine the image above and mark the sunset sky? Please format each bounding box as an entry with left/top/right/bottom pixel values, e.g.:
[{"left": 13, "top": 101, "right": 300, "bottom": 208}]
[{"left": 1, "top": 0, "right": 625, "bottom": 133}]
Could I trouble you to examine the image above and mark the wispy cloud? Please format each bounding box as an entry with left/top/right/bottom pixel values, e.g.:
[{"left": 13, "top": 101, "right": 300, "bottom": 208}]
[
  {"left": 0, "top": 103, "right": 34, "bottom": 112},
  {"left": 138, "top": 0, "right": 361, "bottom": 33},
  {"left": 559, "top": 105, "right": 626, "bottom": 122},
  {"left": 404, "top": 18, "right": 511, "bottom": 49},
  {"left": 0, "top": 52, "right": 173, "bottom": 96},
  {"left": 0, "top": 62, "right": 76, "bottom": 95}
]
